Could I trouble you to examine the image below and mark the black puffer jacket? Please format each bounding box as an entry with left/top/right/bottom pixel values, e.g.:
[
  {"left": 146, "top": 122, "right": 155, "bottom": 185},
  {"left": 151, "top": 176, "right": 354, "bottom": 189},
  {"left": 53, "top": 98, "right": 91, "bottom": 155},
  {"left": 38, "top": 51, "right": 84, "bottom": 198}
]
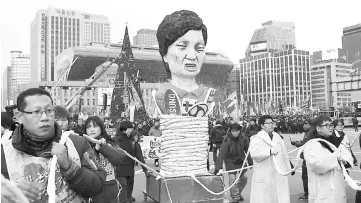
[
  {"left": 115, "top": 132, "right": 147, "bottom": 176},
  {"left": 210, "top": 125, "right": 226, "bottom": 147},
  {"left": 215, "top": 131, "right": 253, "bottom": 172}
]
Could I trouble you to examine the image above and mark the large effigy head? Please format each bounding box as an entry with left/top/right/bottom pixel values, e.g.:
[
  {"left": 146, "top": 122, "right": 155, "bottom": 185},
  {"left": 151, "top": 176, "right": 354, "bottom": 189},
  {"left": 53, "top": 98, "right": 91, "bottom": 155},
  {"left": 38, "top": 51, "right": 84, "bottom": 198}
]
[{"left": 156, "top": 10, "right": 208, "bottom": 80}]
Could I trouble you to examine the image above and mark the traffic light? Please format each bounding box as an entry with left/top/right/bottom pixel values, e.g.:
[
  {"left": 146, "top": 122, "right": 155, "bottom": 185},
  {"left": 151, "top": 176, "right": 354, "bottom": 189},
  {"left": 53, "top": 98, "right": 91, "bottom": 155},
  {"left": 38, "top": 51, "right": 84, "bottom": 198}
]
[{"left": 103, "top": 93, "right": 107, "bottom": 110}]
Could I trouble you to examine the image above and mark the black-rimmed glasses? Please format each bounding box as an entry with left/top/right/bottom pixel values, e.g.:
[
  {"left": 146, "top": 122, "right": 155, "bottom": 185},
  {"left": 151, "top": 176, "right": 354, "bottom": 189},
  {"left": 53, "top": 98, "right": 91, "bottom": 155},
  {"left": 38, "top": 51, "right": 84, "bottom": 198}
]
[
  {"left": 20, "top": 109, "right": 56, "bottom": 118},
  {"left": 319, "top": 123, "right": 334, "bottom": 129}
]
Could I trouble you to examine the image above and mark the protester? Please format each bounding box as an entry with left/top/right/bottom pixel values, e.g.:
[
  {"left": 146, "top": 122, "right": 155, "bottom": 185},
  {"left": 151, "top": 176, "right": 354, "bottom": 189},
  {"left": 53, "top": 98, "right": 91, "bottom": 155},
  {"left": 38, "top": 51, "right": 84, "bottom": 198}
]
[
  {"left": 209, "top": 120, "right": 226, "bottom": 164},
  {"left": 1, "top": 112, "right": 14, "bottom": 179},
  {"left": 214, "top": 123, "right": 252, "bottom": 202},
  {"left": 83, "top": 116, "right": 126, "bottom": 203},
  {"left": 303, "top": 115, "right": 352, "bottom": 203},
  {"left": 356, "top": 133, "right": 361, "bottom": 202},
  {"left": 352, "top": 116, "right": 358, "bottom": 132},
  {"left": 1, "top": 88, "right": 106, "bottom": 203},
  {"left": 290, "top": 119, "right": 314, "bottom": 200},
  {"left": 148, "top": 119, "right": 161, "bottom": 137},
  {"left": 115, "top": 121, "right": 149, "bottom": 203},
  {"left": 333, "top": 119, "right": 357, "bottom": 166},
  {"left": 249, "top": 115, "right": 291, "bottom": 203},
  {"left": 141, "top": 120, "right": 150, "bottom": 135},
  {"left": 54, "top": 105, "right": 70, "bottom": 131},
  {"left": 244, "top": 118, "right": 260, "bottom": 138}
]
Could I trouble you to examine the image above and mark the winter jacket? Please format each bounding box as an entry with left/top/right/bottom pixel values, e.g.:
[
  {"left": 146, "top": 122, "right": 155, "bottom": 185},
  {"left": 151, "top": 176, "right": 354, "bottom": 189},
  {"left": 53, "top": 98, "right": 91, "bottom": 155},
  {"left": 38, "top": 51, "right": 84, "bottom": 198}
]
[
  {"left": 210, "top": 125, "right": 226, "bottom": 147},
  {"left": 2, "top": 123, "right": 106, "bottom": 200},
  {"left": 115, "top": 132, "right": 147, "bottom": 176},
  {"left": 292, "top": 127, "right": 315, "bottom": 147},
  {"left": 89, "top": 140, "right": 126, "bottom": 203},
  {"left": 244, "top": 124, "right": 261, "bottom": 138},
  {"left": 215, "top": 132, "right": 253, "bottom": 172}
]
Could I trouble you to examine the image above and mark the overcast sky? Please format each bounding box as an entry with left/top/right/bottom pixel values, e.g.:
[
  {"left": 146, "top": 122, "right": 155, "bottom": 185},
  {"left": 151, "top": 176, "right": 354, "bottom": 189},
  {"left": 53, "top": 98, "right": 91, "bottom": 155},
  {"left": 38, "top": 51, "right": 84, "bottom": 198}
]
[{"left": 0, "top": 0, "right": 360, "bottom": 73}]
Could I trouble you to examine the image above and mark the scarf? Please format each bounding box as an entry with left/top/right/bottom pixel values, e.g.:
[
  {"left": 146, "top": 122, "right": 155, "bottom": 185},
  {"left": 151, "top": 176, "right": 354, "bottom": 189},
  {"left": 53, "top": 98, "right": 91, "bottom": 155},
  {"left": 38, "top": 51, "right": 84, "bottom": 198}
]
[
  {"left": 12, "top": 124, "right": 60, "bottom": 157},
  {"left": 313, "top": 131, "right": 344, "bottom": 153}
]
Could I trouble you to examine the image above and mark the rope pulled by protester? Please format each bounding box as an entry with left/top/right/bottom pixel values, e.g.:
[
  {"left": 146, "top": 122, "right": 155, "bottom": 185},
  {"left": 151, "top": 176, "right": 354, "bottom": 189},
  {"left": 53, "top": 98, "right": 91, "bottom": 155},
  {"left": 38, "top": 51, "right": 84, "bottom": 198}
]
[
  {"left": 48, "top": 131, "right": 71, "bottom": 203},
  {"left": 191, "top": 149, "right": 251, "bottom": 196}
]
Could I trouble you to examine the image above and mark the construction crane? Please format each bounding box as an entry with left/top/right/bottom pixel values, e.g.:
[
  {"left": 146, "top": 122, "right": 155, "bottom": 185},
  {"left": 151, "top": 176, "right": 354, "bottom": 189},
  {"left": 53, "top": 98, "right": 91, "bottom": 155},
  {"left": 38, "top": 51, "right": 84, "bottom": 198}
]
[{"left": 64, "top": 58, "right": 117, "bottom": 110}]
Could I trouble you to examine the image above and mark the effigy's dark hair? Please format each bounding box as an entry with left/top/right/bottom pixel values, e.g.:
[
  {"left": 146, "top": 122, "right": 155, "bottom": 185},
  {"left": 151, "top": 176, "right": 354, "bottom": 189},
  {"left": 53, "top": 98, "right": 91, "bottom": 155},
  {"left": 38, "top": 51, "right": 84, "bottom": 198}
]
[{"left": 156, "top": 10, "right": 208, "bottom": 79}]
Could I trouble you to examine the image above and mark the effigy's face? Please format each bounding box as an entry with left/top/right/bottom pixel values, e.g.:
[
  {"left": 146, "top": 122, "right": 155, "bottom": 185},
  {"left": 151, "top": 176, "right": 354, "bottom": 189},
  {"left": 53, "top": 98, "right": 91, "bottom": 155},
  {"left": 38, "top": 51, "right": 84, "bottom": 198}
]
[{"left": 163, "top": 30, "right": 206, "bottom": 78}]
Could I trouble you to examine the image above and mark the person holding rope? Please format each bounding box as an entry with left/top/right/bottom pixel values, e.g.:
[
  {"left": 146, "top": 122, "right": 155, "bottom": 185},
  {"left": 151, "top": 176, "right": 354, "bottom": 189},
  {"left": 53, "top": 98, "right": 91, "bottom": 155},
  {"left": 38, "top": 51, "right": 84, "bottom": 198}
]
[
  {"left": 115, "top": 121, "right": 149, "bottom": 203},
  {"left": 82, "top": 116, "right": 127, "bottom": 203},
  {"left": 356, "top": 133, "right": 361, "bottom": 203},
  {"left": 213, "top": 123, "right": 253, "bottom": 202},
  {"left": 290, "top": 119, "right": 314, "bottom": 201},
  {"left": 249, "top": 115, "right": 292, "bottom": 203},
  {"left": 303, "top": 115, "right": 352, "bottom": 203},
  {"left": 1, "top": 88, "right": 106, "bottom": 203},
  {"left": 332, "top": 119, "right": 358, "bottom": 166}
]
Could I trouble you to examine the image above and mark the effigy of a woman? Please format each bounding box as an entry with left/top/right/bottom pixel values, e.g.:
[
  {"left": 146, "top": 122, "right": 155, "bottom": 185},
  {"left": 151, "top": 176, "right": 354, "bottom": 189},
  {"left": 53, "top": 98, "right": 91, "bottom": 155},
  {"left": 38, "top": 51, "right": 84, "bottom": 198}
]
[{"left": 154, "top": 10, "right": 218, "bottom": 177}]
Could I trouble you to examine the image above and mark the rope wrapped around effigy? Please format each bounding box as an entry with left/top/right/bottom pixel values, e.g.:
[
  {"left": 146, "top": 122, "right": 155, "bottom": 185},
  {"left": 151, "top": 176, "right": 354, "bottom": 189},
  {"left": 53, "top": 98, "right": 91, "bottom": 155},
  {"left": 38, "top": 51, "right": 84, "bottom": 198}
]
[{"left": 158, "top": 115, "right": 209, "bottom": 177}]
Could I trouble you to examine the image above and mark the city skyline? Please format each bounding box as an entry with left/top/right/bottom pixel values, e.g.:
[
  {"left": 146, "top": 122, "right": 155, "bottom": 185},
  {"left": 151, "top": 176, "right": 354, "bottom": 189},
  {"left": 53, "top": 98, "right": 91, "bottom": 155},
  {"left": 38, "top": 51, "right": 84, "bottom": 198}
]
[{"left": 1, "top": 0, "right": 361, "bottom": 73}]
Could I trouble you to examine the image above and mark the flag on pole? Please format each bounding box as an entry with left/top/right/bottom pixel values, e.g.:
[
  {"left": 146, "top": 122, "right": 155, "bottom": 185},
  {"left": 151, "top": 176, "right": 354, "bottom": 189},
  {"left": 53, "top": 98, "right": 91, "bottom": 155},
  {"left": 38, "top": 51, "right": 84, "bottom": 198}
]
[
  {"left": 222, "top": 90, "right": 238, "bottom": 116},
  {"left": 300, "top": 94, "right": 311, "bottom": 109}
]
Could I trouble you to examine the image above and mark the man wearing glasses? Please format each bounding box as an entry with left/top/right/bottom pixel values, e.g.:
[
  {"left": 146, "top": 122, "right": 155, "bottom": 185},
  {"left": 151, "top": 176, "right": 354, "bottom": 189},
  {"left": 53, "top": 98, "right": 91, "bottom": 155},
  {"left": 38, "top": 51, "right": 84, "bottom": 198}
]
[
  {"left": 303, "top": 115, "right": 351, "bottom": 203},
  {"left": 1, "top": 88, "right": 106, "bottom": 203},
  {"left": 249, "top": 115, "right": 291, "bottom": 203}
]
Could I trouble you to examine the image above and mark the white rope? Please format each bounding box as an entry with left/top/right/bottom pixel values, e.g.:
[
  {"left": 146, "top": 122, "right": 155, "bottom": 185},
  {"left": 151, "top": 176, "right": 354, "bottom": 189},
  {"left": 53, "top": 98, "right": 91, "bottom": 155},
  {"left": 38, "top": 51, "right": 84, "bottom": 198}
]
[
  {"left": 349, "top": 132, "right": 361, "bottom": 148},
  {"left": 272, "top": 154, "right": 300, "bottom": 176},
  {"left": 115, "top": 179, "right": 123, "bottom": 200},
  {"left": 47, "top": 131, "right": 71, "bottom": 203},
  {"left": 118, "top": 147, "right": 164, "bottom": 178},
  {"left": 190, "top": 149, "right": 251, "bottom": 195}
]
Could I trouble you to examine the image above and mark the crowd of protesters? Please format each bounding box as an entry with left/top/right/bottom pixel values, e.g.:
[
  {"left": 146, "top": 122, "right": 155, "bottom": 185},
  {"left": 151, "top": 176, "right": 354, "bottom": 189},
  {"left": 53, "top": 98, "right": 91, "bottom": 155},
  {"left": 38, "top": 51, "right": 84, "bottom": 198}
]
[{"left": 2, "top": 88, "right": 361, "bottom": 203}]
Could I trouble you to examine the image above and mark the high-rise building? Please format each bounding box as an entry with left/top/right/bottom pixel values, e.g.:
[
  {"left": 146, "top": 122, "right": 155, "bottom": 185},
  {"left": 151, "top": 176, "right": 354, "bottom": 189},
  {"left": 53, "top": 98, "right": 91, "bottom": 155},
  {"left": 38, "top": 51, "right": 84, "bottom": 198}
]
[
  {"left": 225, "top": 64, "right": 240, "bottom": 98},
  {"left": 8, "top": 51, "right": 31, "bottom": 105},
  {"left": 245, "top": 21, "right": 296, "bottom": 58},
  {"left": 240, "top": 49, "right": 311, "bottom": 108},
  {"left": 310, "top": 50, "right": 352, "bottom": 110},
  {"left": 31, "top": 7, "right": 111, "bottom": 82},
  {"left": 132, "top": 29, "right": 158, "bottom": 47},
  {"left": 342, "top": 23, "right": 361, "bottom": 64},
  {"left": 1, "top": 66, "right": 11, "bottom": 108}
]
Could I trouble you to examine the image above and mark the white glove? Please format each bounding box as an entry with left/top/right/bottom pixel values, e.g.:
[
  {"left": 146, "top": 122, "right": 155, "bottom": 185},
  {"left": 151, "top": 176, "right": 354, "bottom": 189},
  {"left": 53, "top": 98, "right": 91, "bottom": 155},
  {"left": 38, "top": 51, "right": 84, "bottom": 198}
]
[{"left": 270, "top": 148, "right": 278, "bottom": 155}]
